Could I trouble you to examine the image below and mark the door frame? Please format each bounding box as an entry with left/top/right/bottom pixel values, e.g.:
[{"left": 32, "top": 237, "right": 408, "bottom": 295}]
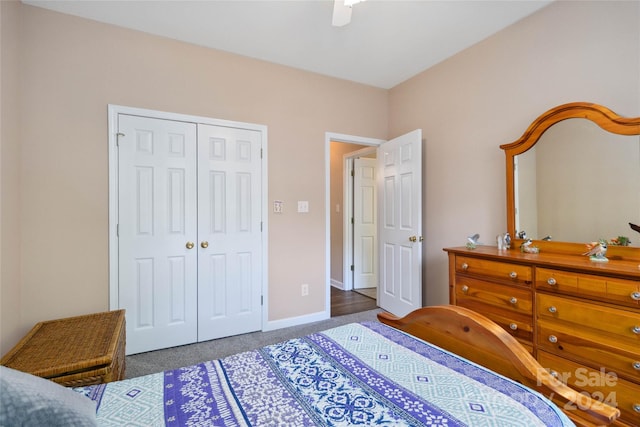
[
  {"left": 325, "top": 132, "right": 384, "bottom": 315},
  {"left": 108, "top": 105, "right": 269, "bottom": 328}
]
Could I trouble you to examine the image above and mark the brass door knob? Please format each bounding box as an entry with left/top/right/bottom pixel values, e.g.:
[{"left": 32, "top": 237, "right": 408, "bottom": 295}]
[
  {"left": 201, "top": 241, "right": 209, "bottom": 249},
  {"left": 409, "top": 236, "right": 417, "bottom": 242},
  {"left": 186, "top": 242, "right": 194, "bottom": 249}
]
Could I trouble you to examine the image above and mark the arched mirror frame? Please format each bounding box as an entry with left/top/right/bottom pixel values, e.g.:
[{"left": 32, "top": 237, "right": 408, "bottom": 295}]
[{"left": 500, "top": 102, "right": 640, "bottom": 259}]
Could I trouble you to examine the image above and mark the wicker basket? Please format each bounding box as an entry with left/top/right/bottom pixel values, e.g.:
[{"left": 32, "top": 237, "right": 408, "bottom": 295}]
[{"left": 1, "top": 309, "right": 126, "bottom": 387}]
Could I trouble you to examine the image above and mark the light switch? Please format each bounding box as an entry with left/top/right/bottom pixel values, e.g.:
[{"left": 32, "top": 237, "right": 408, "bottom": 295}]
[{"left": 297, "top": 201, "right": 309, "bottom": 213}]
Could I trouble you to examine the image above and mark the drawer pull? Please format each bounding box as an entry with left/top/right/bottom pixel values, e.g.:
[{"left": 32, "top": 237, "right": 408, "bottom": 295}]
[
  {"left": 510, "top": 297, "right": 518, "bottom": 304},
  {"left": 548, "top": 335, "right": 558, "bottom": 343},
  {"left": 509, "top": 323, "right": 518, "bottom": 331},
  {"left": 509, "top": 271, "right": 518, "bottom": 279},
  {"left": 631, "top": 291, "right": 640, "bottom": 301},
  {"left": 461, "top": 263, "right": 469, "bottom": 271},
  {"left": 633, "top": 325, "right": 640, "bottom": 335},
  {"left": 634, "top": 404, "right": 640, "bottom": 413},
  {"left": 547, "top": 278, "right": 557, "bottom": 286},
  {"left": 461, "top": 285, "right": 469, "bottom": 293},
  {"left": 548, "top": 306, "right": 557, "bottom": 314},
  {"left": 633, "top": 361, "right": 640, "bottom": 370}
]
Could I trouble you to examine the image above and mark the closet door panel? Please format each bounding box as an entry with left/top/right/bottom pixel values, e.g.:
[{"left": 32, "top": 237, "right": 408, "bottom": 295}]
[
  {"left": 118, "top": 114, "right": 198, "bottom": 354},
  {"left": 197, "top": 125, "right": 263, "bottom": 341}
]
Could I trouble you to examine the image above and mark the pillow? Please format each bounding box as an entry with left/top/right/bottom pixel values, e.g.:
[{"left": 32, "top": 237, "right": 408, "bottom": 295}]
[{"left": 0, "top": 366, "right": 97, "bottom": 426}]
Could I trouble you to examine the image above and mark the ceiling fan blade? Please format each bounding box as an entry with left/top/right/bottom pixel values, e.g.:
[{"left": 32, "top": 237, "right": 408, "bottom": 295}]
[{"left": 332, "top": 0, "right": 352, "bottom": 27}]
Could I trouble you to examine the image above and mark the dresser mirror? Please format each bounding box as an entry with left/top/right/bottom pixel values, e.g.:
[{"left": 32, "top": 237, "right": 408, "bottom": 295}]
[{"left": 501, "top": 102, "right": 640, "bottom": 254}]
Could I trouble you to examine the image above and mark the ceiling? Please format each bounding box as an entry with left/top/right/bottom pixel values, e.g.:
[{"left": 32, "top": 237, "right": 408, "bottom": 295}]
[{"left": 22, "top": 0, "right": 552, "bottom": 89}]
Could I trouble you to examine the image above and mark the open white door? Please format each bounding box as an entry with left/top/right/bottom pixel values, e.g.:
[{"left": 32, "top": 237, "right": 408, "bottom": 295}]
[{"left": 377, "top": 129, "right": 422, "bottom": 317}]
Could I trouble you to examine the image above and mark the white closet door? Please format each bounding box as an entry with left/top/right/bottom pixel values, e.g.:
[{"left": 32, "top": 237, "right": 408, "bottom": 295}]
[
  {"left": 353, "top": 157, "right": 378, "bottom": 290},
  {"left": 118, "top": 115, "right": 198, "bottom": 354},
  {"left": 197, "top": 124, "right": 263, "bottom": 341}
]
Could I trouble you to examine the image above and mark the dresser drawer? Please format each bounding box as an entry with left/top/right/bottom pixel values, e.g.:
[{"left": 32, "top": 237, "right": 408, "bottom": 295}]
[
  {"left": 538, "top": 350, "right": 640, "bottom": 426},
  {"left": 456, "top": 256, "right": 532, "bottom": 285},
  {"left": 537, "top": 295, "right": 640, "bottom": 383},
  {"left": 537, "top": 320, "right": 640, "bottom": 385},
  {"left": 457, "top": 277, "right": 533, "bottom": 314},
  {"left": 537, "top": 294, "right": 640, "bottom": 346},
  {"left": 456, "top": 278, "right": 533, "bottom": 344},
  {"left": 536, "top": 267, "right": 640, "bottom": 307}
]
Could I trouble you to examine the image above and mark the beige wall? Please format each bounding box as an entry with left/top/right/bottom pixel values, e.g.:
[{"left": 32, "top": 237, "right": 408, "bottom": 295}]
[
  {"left": 1, "top": 0, "right": 23, "bottom": 355},
  {"left": 388, "top": 0, "right": 640, "bottom": 306},
  {"left": 0, "top": 3, "right": 388, "bottom": 351}
]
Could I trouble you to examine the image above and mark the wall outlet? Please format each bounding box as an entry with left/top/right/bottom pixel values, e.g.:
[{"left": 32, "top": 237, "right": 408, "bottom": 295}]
[
  {"left": 301, "top": 283, "right": 309, "bottom": 296},
  {"left": 297, "top": 200, "right": 309, "bottom": 213}
]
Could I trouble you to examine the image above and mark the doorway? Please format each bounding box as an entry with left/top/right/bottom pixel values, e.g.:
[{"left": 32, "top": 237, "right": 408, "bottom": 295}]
[
  {"left": 327, "top": 133, "right": 383, "bottom": 317},
  {"left": 325, "top": 130, "right": 423, "bottom": 319}
]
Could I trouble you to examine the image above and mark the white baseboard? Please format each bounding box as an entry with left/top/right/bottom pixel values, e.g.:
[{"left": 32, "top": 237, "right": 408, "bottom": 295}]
[
  {"left": 262, "top": 310, "right": 330, "bottom": 332},
  {"left": 330, "top": 279, "right": 345, "bottom": 290}
]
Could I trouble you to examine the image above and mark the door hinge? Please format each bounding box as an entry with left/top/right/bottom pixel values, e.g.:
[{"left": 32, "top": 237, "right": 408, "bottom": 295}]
[
  {"left": 351, "top": 169, "right": 355, "bottom": 177},
  {"left": 260, "top": 148, "right": 263, "bottom": 159},
  {"left": 261, "top": 295, "right": 264, "bottom": 306},
  {"left": 116, "top": 132, "right": 125, "bottom": 146},
  {"left": 260, "top": 222, "right": 263, "bottom": 232},
  {"left": 116, "top": 224, "right": 119, "bottom": 237},
  {"left": 350, "top": 265, "right": 354, "bottom": 271},
  {"left": 351, "top": 217, "right": 354, "bottom": 224}
]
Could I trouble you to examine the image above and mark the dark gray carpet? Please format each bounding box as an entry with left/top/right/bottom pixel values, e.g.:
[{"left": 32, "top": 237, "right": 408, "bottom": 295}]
[{"left": 125, "top": 308, "right": 383, "bottom": 379}]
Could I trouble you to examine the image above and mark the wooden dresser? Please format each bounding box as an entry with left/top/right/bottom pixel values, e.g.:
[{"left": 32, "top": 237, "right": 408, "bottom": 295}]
[{"left": 444, "top": 246, "right": 640, "bottom": 426}]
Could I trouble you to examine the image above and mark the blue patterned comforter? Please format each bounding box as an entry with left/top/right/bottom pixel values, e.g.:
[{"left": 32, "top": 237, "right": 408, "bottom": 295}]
[{"left": 75, "top": 322, "right": 574, "bottom": 426}]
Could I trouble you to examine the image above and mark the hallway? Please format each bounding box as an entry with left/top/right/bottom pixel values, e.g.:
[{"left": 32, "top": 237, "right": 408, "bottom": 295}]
[{"left": 330, "top": 287, "right": 378, "bottom": 317}]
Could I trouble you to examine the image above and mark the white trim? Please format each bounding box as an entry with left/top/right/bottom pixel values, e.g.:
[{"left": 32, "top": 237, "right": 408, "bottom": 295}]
[
  {"left": 325, "top": 132, "right": 384, "bottom": 319},
  {"left": 343, "top": 157, "right": 354, "bottom": 291},
  {"left": 108, "top": 105, "right": 119, "bottom": 310},
  {"left": 330, "top": 279, "right": 345, "bottom": 290},
  {"left": 262, "top": 310, "right": 329, "bottom": 332},
  {"left": 108, "top": 105, "right": 269, "bottom": 332}
]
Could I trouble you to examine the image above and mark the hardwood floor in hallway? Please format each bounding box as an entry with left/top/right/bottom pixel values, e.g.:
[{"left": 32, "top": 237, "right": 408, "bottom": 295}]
[{"left": 331, "top": 286, "right": 378, "bottom": 317}]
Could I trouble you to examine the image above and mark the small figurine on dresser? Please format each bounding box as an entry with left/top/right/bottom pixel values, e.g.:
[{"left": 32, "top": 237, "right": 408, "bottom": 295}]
[
  {"left": 583, "top": 239, "right": 608, "bottom": 262},
  {"left": 609, "top": 236, "right": 631, "bottom": 246},
  {"left": 520, "top": 238, "right": 539, "bottom": 254},
  {"left": 466, "top": 233, "right": 480, "bottom": 249}
]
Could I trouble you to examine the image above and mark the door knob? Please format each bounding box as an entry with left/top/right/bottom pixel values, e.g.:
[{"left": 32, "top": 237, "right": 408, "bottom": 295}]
[
  {"left": 186, "top": 242, "right": 194, "bottom": 249},
  {"left": 409, "top": 236, "right": 417, "bottom": 242},
  {"left": 201, "top": 241, "right": 209, "bottom": 249}
]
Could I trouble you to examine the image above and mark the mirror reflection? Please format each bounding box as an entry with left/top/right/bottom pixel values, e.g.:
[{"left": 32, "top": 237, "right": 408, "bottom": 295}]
[{"left": 515, "top": 118, "right": 640, "bottom": 246}]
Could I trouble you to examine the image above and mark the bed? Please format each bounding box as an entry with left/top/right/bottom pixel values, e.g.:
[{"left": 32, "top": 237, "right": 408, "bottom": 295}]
[{"left": 0, "top": 306, "right": 619, "bottom": 426}]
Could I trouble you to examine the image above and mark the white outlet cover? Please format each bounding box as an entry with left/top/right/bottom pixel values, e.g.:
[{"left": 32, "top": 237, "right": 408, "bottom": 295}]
[
  {"left": 274, "top": 200, "right": 283, "bottom": 213},
  {"left": 297, "top": 200, "right": 309, "bottom": 213}
]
